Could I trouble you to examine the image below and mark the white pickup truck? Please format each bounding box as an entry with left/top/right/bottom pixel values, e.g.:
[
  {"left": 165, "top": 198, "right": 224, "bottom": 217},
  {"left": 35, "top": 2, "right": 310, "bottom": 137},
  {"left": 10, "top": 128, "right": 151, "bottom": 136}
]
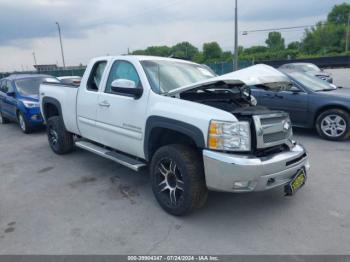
[{"left": 40, "top": 56, "right": 310, "bottom": 216}]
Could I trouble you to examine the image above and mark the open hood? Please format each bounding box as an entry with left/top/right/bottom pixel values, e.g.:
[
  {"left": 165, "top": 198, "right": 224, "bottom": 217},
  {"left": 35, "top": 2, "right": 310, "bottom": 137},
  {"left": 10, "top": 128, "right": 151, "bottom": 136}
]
[{"left": 166, "top": 64, "right": 291, "bottom": 96}]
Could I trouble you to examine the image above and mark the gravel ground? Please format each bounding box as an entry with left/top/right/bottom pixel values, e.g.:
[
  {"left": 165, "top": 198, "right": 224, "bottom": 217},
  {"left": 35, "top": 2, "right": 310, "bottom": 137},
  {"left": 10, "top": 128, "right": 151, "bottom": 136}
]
[{"left": 0, "top": 122, "right": 349, "bottom": 255}]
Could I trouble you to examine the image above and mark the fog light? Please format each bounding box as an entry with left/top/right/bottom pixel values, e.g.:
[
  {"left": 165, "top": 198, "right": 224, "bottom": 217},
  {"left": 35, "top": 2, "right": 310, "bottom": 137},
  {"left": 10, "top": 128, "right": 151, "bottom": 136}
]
[
  {"left": 233, "top": 181, "right": 250, "bottom": 189},
  {"left": 31, "top": 114, "right": 41, "bottom": 120}
]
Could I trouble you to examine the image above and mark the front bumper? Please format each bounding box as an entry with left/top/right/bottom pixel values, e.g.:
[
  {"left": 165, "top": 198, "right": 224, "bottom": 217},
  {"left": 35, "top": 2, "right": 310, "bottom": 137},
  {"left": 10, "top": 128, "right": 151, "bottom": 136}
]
[
  {"left": 203, "top": 144, "right": 310, "bottom": 192},
  {"left": 23, "top": 107, "right": 44, "bottom": 126}
]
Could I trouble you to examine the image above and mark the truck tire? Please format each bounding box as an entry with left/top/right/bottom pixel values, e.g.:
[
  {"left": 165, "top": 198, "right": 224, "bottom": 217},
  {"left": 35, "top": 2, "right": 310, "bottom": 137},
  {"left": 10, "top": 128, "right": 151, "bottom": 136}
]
[
  {"left": 18, "top": 112, "right": 32, "bottom": 134},
  {"left": 150, "top": 144, "right": 208, "bottom": 216},
  {"left": 46, "top": 116, "right": 74, "bottom": 154},
  {"left": 316, "top": 109, "right": 350, "bottom": 141},
  {"left": 0, "top": 111, "right": 10, "bottom": 124}
]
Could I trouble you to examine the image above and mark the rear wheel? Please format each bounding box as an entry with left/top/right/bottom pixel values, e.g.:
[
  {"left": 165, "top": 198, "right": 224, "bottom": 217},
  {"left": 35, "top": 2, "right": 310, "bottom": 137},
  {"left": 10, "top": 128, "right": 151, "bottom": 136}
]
[
  {"left": 150, "top": 144, "right": 208, "bottom": 216},
  {"left": 46, "top": 116, "right": 74, "bottom": 154},
  {"left": 18, "top": 112, "right": 32, "bottom": 134},
  {"left": 0, "top": 111, "right": 10, "bottom": 124},
  {"left": 316, "top": 109, "right": 350, "bottom": 141}
]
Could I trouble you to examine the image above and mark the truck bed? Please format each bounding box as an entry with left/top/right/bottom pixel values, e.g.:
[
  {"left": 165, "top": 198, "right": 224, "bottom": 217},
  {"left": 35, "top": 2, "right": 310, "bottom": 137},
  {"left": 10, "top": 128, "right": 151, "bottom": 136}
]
[{"left": 40, "top": 82, "right": 80, "bottom": 135}]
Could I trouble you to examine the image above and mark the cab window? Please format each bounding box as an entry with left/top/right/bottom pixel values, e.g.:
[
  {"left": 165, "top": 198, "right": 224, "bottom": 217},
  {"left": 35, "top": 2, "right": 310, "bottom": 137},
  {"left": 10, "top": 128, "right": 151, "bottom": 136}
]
[
  {"left": 105, "top": 61, "right": 141, "bottom": 93},
  {"left": 87, "top": 61, "right": 107, "bottom": 91}
]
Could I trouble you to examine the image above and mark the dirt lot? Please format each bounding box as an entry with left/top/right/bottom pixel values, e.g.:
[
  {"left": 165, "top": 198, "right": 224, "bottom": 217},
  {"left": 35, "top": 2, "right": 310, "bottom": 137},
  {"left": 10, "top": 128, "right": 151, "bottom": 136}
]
[{"left": 0, "top": 123, "right": 350, "bottom": 255}]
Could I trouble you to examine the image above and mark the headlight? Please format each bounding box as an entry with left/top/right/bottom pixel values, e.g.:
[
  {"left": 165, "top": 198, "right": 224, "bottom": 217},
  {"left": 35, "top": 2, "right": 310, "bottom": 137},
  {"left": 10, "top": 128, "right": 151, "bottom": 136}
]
[
  {"left": 208, "top": 120, "right": 251, "bottom": 152},
  {"left": 22, "top": 100, "right": 39, "bottom": 108}
]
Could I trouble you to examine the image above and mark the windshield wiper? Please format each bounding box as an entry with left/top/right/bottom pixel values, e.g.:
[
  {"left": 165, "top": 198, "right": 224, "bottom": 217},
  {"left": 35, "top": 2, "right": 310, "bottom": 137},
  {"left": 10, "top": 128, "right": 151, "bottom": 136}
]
[{"left": 315, "top": 88, "right": 335, "bottom": 92}]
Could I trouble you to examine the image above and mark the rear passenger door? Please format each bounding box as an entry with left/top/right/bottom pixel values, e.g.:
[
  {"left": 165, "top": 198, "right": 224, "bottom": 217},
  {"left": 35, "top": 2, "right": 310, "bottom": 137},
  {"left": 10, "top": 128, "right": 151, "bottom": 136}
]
[{"left": 76, "top": 60, "right": 108, "bottom": 142}]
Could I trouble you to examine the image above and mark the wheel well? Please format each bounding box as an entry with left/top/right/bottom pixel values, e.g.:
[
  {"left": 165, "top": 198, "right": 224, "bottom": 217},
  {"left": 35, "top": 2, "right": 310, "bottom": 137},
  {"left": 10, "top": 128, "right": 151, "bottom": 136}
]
[
  {"left": 148, "top": 127, "right": 198, "bottom": 160},
  {"left": 44, "top": 103, "right": 60, "bottom": 119},
  {"left": 314, "top": 105, "right": 350, "bottom": 124}
]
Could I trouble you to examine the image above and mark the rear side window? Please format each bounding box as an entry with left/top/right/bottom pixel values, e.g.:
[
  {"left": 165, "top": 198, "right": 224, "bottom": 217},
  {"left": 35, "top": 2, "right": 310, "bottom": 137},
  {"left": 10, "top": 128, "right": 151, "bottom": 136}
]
[{"left": 87, "top": 61, "right": 107, "bottom": 91}]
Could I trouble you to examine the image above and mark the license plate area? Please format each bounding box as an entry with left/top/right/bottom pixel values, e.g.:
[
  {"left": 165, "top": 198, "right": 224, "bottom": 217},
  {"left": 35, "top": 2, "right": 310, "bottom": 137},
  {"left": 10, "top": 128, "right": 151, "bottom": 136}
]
[{"left": 285, "top": 168, "right": 307, "bottom": 196}]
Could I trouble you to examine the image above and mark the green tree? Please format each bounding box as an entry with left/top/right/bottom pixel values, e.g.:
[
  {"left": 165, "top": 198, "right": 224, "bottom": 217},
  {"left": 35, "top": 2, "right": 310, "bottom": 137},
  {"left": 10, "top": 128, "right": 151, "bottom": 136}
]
[
  {"left": 144, "top": 46, "right": 172, "bottom": 57},
  {"left": 302, "top": 22, "right": 346, "bottom": 54},
  {"left": 132, "top": 49, "right": 147, "bottom": 55},
  {"left": 171, "top": 42, "right": 199, "bottom": 60},
  {"left": 327, "top": 3, "right": 350, "bottom": 24},
  {"left": 192, "top": 52, "right": 204, "bottom": 63},
  {"left": 265, "top": 32, "right": 285, "bottom": 50},
  {"left": 287, "top": 41, "right": 301, "bottom": 50},
  {"left": 203, "top": 42, "right": 223, "bottom": 62},
  {"left": 243, "top": 45, "right": 268, "bottom": 55}
]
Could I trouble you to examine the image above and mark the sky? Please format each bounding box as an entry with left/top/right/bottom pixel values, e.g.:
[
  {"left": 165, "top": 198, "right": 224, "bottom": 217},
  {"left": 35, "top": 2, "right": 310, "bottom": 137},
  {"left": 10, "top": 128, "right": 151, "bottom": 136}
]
[{"left": 0, "top": 0, "right": 349, "bottom": 72}]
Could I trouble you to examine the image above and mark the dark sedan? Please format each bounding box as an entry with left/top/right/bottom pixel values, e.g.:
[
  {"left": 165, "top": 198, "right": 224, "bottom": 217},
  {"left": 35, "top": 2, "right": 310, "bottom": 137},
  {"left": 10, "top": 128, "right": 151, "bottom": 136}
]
[
  {"left": 279, "top": 63, "right": 333, "bottom": 83},
  {"left": 251, "top": 71, "right": 350, "bottom": 141}
]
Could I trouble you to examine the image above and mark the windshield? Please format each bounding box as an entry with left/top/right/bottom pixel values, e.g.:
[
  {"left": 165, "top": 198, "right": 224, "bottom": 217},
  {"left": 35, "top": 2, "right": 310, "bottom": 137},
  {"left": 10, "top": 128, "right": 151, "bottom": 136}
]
[
  {"left": 288, "top": 71, "right": 333, "bottom": 91},
  {"left": 297, "top": 64, "right": 321, "bottom": 72},
  {"left": 15, "top": 77, "right": 60, "bottom": 96},
  {"left": 141, "top": 60, "right": 216, "bottom": 94}
]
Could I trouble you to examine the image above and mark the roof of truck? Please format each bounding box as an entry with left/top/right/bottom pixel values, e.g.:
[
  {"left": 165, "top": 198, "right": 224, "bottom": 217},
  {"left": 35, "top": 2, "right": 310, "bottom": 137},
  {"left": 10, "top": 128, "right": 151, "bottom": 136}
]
[{"left": 94, "top": 55, "right": 197, "bottom": 64}]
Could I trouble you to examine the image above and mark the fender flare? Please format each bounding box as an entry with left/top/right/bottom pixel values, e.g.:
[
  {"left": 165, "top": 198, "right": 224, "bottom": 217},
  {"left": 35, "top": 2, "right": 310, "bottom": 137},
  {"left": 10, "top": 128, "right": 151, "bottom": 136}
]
[
  {"left": 42, "top": 97, "right": 63, "bottom": 121},
  {"left": 144, "top": 116, "right": 206, "bottom": 161}
]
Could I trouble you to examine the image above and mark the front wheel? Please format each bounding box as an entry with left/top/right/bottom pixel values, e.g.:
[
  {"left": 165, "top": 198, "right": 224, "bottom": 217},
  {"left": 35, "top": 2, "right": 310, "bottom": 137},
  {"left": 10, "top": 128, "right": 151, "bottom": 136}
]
[
  {"left": 150, "top": 144, "right": 208, "bottom": 216},
  {"left": 46, "top": 116, "right": 74, "bottom": 154},
  {"left": 18, "top": 112, "right": 32, "bottom": 134},
  {"left": 316, "top": 109, "right": 350, "bottom": 141}
]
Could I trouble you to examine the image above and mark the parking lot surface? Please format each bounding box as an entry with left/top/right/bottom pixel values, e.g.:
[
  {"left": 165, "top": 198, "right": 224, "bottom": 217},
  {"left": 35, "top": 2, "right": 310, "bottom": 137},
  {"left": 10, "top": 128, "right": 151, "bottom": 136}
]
[{"left": 0, "top": 123, "right": 350, "bottom": 255}]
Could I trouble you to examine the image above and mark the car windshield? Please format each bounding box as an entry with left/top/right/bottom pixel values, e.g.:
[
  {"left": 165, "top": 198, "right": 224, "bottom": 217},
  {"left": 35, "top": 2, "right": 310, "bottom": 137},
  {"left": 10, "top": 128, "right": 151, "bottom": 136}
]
[
  {"left": 287, "top": 71, "right": 333, "bottom": 91},
  {"left": 15, "top": 77, "right": 59, "bottom": 96},
  {"left": 297, "top": 64, "right": 321, "bottom": 72},
  {"left": 141, "top": 60, "right": 216, "bottom": 94}
]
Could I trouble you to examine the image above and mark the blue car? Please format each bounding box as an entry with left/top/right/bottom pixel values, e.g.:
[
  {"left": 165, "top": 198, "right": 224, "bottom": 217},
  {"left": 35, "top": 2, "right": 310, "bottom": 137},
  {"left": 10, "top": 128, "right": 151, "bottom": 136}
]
[{"left": 0, "top": 74, "right": 60, "bottom": 133}]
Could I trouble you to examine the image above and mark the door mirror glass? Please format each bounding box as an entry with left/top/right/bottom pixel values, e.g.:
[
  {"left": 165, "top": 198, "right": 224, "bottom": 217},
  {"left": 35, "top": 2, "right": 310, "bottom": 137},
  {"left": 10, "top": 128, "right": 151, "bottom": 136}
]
[
  {"left": 111, "top": 79, "right": 143, "bottom": 99},
  {"left": 289, "top": 86, "right": 303, "bottom": 93}
]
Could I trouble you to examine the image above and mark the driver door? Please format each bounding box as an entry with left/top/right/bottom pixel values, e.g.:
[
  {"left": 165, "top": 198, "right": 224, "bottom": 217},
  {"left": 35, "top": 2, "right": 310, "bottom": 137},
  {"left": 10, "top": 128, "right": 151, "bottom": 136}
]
[
  {"left": 251, "top": 84, "right": 309, "bottom": 126},
  {"left": 96, "top": 60, "right": 148, "bottom": 158}
]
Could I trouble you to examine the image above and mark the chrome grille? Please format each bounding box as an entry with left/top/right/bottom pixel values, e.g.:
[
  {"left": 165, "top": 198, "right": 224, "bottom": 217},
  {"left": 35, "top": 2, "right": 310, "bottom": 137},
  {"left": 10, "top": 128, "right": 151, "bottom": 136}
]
[
  {"left": 253, "top": 113, "right": 293, "bottom": 149},
  {"left": 263, "top": 131, "right": 287, "bottom": 144}
]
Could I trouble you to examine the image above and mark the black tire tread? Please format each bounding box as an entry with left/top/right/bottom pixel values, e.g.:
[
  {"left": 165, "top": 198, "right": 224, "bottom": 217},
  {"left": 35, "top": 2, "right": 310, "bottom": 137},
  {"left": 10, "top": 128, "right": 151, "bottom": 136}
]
[
  {"left": 316, "top": 108, "right": 350, "bottom": 141},
  {"left": 151, "top": 144, "right": 208, "bottom": 216},
  {"left": 18, "top": 112, "right": 32, "bottom": 134},
  {"left": 47, "top": 116, "right": 74, "bottom": 154}
]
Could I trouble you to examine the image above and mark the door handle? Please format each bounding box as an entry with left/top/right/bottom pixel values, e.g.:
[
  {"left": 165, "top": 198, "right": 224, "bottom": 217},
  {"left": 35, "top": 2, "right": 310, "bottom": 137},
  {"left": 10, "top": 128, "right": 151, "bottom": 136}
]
[
  {"left": 263, "top": 93, "right": 272, "bottom": 97},
  {"left": 98, "top": 101, "right": 110, "bottom": 107},
  {"left": 275, "top": 94, "right": 284, "bottom": 99}
]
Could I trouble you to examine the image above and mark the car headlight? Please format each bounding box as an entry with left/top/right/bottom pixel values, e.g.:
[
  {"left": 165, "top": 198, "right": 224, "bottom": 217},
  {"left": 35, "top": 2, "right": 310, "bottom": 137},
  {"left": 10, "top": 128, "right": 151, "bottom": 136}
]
[
  {"left": 22, "top": 100, "right": 39, "bottom": 108},
  {"left": 208, "top": 120, "right": 251, "bottom": 152}
]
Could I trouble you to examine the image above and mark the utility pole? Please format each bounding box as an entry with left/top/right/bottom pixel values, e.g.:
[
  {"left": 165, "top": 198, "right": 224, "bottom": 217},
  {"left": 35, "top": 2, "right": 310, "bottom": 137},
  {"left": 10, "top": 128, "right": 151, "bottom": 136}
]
[
  {"left": 346, "top": 13, "right": 350, "bottom": 53},
  {"left": 233, "top": 0, "right": 238, "bottom": 71},
  {"left": 32, "top": 51, "right": 38, "bottom": 70},
  {"left": 56, "top": 22, "right": 66, "bottom": 68}
]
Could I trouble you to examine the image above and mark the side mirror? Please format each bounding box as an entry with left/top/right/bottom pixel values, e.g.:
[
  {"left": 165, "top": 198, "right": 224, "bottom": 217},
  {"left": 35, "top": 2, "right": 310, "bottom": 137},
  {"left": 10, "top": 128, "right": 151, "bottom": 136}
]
[
  {"left": 111, "top": 79, "right": 143, "bottom": 99},
  {"left": 7, "top": 91, "right": 15, "bottom": 97}
]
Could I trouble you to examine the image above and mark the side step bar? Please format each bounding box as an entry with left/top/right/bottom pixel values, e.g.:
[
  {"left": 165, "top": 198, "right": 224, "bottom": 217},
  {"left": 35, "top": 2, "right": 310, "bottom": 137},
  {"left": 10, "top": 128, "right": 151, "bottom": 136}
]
[{"left": 75, "top": 140, "right": 146, "bottom": 171}]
